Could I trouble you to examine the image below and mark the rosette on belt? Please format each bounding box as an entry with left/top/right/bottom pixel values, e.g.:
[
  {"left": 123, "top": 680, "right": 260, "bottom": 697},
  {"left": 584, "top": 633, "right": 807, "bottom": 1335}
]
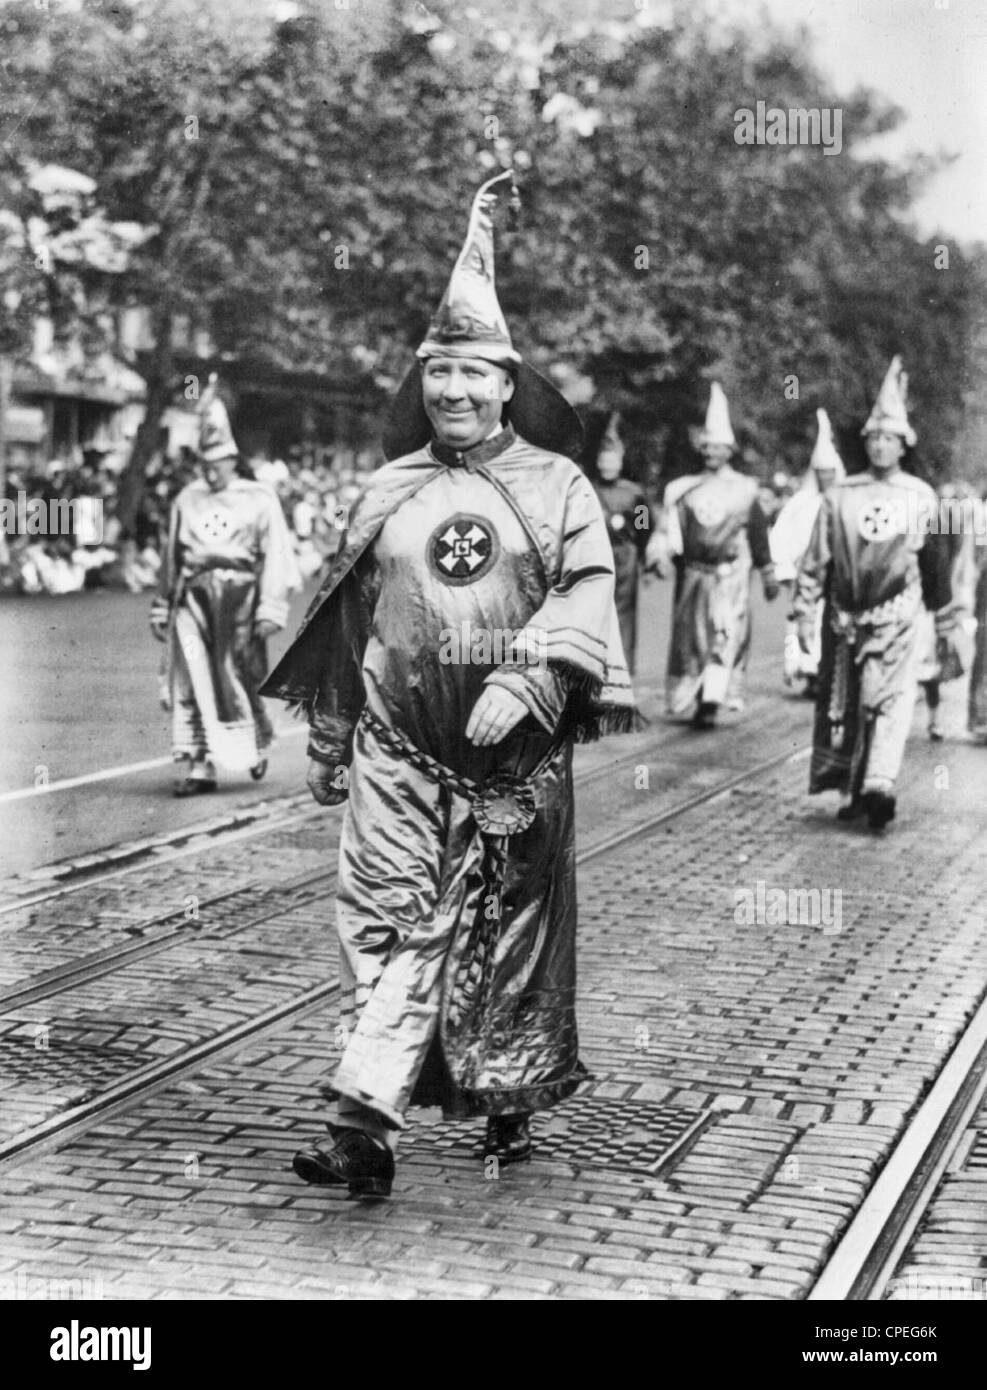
[{"left": 472, "top": 772, "right": 537, "bottom": 837}]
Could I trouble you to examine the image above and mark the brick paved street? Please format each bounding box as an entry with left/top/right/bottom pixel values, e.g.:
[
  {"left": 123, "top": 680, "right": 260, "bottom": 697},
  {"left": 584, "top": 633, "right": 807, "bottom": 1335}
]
[
  {"left": 1, "top": 589, "right": 985, "bottom": 1301},
  {"left": 887, "top": 1092, "right": 987, "bottom": 1302}
]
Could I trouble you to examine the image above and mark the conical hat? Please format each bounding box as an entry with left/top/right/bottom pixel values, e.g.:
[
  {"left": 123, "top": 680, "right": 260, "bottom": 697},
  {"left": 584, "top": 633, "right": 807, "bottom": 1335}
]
[
  {"left": 862, "top": 355, "right": 916, "bottom": 447},
  {"left": 198, "top": 374, "right": 238, "bottom": 463},
  {"left": 600, "top": 411, "right": 622, "bottom": 452},
  {"left": 700, "top": 382, "right": 736, "bottom": 448},
  {"left": 416, "top": 170, "right": 521, "bottom": 366},
  {"left": 809, "top": 408, "right": 844, "bottom": 473},
  {"left": 383, "top": 172, "right": 583, "bottom": 460},
  {"left": 588, "top": 410, "right": 625, "bottom": 474}
]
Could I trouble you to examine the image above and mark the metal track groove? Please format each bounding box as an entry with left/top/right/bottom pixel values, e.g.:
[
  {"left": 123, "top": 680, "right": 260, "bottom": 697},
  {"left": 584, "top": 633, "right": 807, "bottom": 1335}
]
[{"left": 0, "top": 736, "right": 805, "bottom": 1172}]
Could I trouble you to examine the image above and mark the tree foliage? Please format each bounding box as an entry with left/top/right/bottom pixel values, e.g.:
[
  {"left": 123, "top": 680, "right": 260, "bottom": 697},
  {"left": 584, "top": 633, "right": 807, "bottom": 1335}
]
[{"left": 1, "top": 0, "right": 983, "bottom": 518}]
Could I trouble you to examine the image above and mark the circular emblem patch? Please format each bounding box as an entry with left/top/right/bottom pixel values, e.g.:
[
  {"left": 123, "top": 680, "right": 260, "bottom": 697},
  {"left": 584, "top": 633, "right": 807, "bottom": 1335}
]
[
  {"left": 857, "top": 500, "right": 899, "bottom": 543},
  {"left": 428, "top": 514, "right": 499, "bottom": 585},
  {"left": 202, "top": 509, "right": 232, "bottom": 540},
  {"left": 692, "top": 495, "right": 724, "bottom": 528}
]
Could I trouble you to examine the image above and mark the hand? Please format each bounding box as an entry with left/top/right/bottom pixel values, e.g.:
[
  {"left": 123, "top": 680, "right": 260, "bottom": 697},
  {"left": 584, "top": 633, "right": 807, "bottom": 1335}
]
[
  {"left": 254, "top": 618, "right": 280, "bottom": 640},
  {"left": 306, "top": 759, "right": 349, "bottom": 806},
  {"left": 465, "top": 686, "right": 529, "bottom": 746},
  {"left": 643, "top": 534, "right": 668, "bottom": 578},
  {"left": 150, "top": 616, "right": 169, "bottom": 643}
]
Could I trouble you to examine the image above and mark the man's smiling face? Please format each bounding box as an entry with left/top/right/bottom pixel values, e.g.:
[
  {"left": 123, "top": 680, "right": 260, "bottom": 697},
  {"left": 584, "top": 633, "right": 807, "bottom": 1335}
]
[{"left": 421, "top": 357, "right": 515, "bottom": 450}]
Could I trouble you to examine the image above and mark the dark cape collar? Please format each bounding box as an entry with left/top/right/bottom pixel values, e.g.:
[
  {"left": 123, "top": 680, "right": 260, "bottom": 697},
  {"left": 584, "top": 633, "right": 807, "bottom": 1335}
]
[{"left": 429, "top": 425, "right": 517, "bottom": 470}]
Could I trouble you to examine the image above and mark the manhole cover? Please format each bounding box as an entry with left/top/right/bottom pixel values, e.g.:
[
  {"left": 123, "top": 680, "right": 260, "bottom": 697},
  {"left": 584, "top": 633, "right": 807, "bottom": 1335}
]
[
  {"left": 0, "top": 1035, "right": 137, "bottom": 1091},
  {"left": 411, "top": 1094, "right": 715, "bottom": 1176}
]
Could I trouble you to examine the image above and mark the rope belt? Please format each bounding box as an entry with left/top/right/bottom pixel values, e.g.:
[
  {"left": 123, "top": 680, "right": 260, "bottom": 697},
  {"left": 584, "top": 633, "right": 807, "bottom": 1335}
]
[
  {"left": 685, "top": 556, "right": 743, "bottom": 577},
  {"left": 151, "top": 558, "right": 258, "bottom": 620},
  {"left": 359, "top": 707, "right": 555, "bottom": 838},
  {"left": 830, "top": 580, "right": 921, "bottom": 642},
  {"left": 182, "top": 557, "right": 260, "bottom": 580},
  {"left": 358, "top": 707, "right": 560, "bottom": 1025}
]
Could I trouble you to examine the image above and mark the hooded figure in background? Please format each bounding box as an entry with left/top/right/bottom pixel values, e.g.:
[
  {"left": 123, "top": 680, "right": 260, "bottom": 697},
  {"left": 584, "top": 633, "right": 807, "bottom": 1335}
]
[
  {"left": 792, "top": 356, "right": 960, "bottom": 830},
  {"left": 662, "top": 382, "right": 779, "bottom": 729},
  {"left": 913, "top": 480, "right": 969, "bottom": 742},
  {"left": 589, "top": 412, "right": 656, "bottom": 674},
  {"left": 150, "top": 376, "right": 299, "bottom": 795},
  {"left": 770, "top": 408, "right": 845, "bottom": 694},
  {"left": 262, "top": 171, "right": 636, "bottom": 1199}
]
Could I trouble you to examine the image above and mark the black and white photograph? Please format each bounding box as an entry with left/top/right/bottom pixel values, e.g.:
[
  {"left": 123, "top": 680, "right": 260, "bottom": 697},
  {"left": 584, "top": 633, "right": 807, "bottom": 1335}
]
[{"left": 1, "top": 0, "right": 985, "bottom": 1340}]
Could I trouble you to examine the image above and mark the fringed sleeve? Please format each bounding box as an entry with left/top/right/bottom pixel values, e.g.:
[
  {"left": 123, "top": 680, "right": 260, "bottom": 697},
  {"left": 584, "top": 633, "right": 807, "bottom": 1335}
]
[
  {"left": 266, "top": 549, "right": 377, "bottom": 768},
  {"left": 255, "top": 487, "right": 302, "bottom": 628},
  {"left": 485, "top": 465, "right": 640, "bottom": 741}
]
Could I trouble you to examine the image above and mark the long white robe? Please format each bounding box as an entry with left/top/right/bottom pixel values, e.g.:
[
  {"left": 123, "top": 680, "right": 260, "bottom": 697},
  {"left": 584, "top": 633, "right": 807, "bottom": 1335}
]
[{"left": 156, "top": 478, "right": 300, "bottom": 771}]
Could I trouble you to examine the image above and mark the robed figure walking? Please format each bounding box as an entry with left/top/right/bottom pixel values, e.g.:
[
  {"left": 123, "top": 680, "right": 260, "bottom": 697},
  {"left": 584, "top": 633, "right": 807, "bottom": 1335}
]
[
  {"left": 151, "top": 379, "right": 299, "bottom": 794},
  {"left": 589, "top": 413, "right": 656, "bottom": 675},
  {"left": 792, "top": 357, "right": 960, "bottom": 830},
  {"left": 262, "top": 173, "right": 636, "bottom": 1198},
  {"left": 663, "top": 383, "right": 779, "bottom": 729}
]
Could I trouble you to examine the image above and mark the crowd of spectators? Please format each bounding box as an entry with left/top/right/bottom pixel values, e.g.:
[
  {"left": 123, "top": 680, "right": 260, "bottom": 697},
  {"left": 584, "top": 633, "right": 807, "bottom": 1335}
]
[
  {"left": 0, "top": 448, "right": 376, "bottom": 597},
  {"left": 5, "top": 449, "right": 972, "bottom": 601}
]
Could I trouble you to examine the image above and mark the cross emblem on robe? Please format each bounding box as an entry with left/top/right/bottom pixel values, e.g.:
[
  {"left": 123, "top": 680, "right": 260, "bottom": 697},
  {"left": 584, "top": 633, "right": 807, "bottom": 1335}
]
[
  {"left": 202, "top": 510, "right": 232, "bottom": 539},
  {"left": 429, "top": 515, "right": 498, "bottom": 584},
  {"left": 437, "top": 522, "right": 491, "bottom": 574},
  {"left": 857, "top": 500, "right": 899, "bottom": 542}
]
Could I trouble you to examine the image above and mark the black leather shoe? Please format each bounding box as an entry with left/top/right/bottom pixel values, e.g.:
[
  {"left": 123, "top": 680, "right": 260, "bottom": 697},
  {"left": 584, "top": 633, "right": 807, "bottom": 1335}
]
[
  {"left": 292, "top": 1125, "right": 394, "bottom": 1198},
  {"left": 173, "top": 756, "right": 217, "bottom": 797},
  {"left": 173, "top": 776, "right": 217, "bottom": 797},
  {"left": 483, "top": 1113, "right": 533, "bottom": 1165},
  {"left": 862, "top": 790, "right": 896, "bottom": 830},
  {"left": 836, "top": 799, "right": 864, "bottom": 822},
  {"left": 691, "top": 701, "right": 718, "bottom": 730}
]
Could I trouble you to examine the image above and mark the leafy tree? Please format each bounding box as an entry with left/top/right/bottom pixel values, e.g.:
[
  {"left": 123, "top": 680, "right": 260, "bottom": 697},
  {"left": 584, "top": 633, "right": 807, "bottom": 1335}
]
[{"left": 0, "top": 0, "right": 982, "bottom": 525}]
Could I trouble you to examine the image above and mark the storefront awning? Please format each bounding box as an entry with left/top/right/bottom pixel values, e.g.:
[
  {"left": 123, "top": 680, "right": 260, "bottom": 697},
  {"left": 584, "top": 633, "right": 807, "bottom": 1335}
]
[{"left": 2, "top": 406, "right": 46, "bottom": 444}]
